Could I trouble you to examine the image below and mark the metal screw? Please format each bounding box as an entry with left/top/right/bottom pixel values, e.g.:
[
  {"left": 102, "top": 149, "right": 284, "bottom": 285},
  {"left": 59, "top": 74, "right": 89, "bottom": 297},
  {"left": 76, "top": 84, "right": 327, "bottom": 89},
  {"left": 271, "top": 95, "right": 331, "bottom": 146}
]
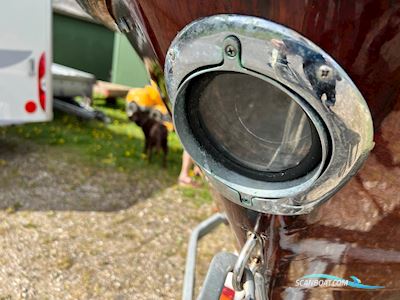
[
  {"left": 225, "top": 44, "right": 237, "bottom": 57},
  {"left": 317, "top": 65, "right": 333, "bottom": 81},
  {"left": 241, "top": 196, "right": 251, "bottom": 206}
]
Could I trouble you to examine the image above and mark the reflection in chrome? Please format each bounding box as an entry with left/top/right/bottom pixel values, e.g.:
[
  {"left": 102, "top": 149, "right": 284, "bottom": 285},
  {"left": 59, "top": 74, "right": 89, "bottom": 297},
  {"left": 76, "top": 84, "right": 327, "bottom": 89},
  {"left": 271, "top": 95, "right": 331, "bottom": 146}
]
[
  {"left": 272, "top": 38, "right": 340, "bottom": 108},
  {"left": 165, "top": 15, "right": 374, "bottom": 215}
]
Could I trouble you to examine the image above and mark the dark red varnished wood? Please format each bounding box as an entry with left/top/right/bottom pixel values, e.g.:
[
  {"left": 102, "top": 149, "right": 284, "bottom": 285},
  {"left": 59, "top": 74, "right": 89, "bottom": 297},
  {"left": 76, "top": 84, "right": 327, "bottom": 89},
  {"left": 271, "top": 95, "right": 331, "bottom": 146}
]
[{"left": 125, "top": 1, "right": 400, "bottom": 298}]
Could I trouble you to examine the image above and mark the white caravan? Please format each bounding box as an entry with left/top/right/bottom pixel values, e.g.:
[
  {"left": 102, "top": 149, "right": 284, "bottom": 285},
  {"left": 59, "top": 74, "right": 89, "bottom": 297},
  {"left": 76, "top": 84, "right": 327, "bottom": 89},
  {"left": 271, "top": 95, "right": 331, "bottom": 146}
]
[{"left": 0, "top": 0, "right": 52, "bottom": 125}]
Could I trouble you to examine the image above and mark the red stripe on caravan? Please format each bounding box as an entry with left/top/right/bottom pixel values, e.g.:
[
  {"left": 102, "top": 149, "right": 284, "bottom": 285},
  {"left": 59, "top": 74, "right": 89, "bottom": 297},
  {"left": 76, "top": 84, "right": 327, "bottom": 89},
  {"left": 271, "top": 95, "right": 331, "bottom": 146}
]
[{"left": 38, "top": 52, "right": 46, "bottom": 111}]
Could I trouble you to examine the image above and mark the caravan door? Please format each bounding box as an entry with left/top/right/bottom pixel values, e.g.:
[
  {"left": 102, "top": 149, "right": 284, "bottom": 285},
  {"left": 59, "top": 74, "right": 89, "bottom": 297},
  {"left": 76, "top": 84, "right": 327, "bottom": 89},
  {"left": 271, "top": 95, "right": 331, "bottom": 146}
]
[{"left": 0, "top": 0, "right": 52, "bottom": 125}]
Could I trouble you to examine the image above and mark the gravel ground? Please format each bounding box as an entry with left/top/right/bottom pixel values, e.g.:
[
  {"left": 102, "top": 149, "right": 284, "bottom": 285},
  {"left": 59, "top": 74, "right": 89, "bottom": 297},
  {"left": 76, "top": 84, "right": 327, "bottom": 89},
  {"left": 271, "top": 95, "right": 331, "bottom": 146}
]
[{"left": 0, "top": 137, "right": 236, "bottom": 299}]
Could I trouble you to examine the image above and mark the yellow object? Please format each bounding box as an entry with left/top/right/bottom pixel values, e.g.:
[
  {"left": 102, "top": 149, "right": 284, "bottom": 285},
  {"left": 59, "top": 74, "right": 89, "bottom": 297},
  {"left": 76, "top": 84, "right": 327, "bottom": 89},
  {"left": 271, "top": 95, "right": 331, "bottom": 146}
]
[
  {"left": 126, "top": 80, "right": 168, "bottom": 114},
  {"left": 126, "top": 80, "right": 173, "bottom": 131}
]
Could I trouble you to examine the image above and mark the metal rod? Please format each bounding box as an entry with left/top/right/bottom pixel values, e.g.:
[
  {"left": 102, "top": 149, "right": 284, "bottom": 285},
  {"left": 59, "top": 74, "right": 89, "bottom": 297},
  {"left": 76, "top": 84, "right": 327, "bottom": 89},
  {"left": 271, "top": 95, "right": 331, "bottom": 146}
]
[
  {"left": 233, "top": 233, "right": 257, "bottom": 291},
  {"left": 182, "top": 213, "right": 228, "bottom": 300}
]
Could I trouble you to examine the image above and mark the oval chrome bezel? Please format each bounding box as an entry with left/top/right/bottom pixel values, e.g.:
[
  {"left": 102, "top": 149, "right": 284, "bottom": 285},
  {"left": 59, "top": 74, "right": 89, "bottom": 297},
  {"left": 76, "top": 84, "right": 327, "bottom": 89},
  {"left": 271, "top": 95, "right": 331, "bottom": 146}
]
[{"left": 165, "top": 15, "right": 374, "bottom": 215}]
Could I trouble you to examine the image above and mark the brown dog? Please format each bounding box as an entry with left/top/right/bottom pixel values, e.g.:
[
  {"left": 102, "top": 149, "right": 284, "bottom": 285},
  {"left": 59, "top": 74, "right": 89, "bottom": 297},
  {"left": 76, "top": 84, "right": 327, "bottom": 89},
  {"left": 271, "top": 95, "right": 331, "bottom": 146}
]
[{"left": 127, "top": 104, "right": 168, "bottom": 167}]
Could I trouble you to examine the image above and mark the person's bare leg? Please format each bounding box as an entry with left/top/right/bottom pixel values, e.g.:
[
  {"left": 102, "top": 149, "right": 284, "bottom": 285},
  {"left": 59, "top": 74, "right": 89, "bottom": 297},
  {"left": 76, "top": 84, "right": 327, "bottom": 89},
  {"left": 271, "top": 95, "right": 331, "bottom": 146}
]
[
  {"left": 178, "top": 151, "right": 194, "bottom": 185},
  {"left": 193, "top": 165, "right": 203, "bottom": 177},
  {"left": 178, "top": 151, "right": 203, "bottom": 187}
]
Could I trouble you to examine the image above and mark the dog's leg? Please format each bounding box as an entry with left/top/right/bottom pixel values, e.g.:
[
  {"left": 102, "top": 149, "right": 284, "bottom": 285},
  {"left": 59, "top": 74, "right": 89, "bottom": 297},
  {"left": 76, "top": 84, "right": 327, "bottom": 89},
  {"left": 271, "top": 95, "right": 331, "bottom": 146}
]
[
  {"left": 143, "top": 135, "right": 149, "bottom": 154},
  {"left": 147, "top": 144, "right": 153, "bottom": 163},
  {"left": 162, "top": 139, "right": 168, "bottom": 168}
]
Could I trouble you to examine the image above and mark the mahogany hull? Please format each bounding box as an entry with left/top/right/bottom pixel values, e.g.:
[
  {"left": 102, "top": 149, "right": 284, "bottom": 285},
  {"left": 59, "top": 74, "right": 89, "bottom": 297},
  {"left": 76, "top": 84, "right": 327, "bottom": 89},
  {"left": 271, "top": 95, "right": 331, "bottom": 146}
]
[{"left": 107, "top": 0, "right": 400, "bottom": 298}]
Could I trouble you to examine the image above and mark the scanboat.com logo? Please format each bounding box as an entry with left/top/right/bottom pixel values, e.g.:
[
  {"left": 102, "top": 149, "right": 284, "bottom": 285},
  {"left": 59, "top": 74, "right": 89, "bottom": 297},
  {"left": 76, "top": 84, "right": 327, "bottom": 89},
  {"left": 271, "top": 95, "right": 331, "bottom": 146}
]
[{"left": 296, "top": 274, "right": 384, "bottom": 289}]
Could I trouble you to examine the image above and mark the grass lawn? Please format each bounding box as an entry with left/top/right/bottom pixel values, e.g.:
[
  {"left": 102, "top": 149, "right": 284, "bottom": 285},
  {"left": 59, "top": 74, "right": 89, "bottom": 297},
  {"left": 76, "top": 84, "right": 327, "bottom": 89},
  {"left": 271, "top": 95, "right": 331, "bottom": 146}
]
[{"left": 0, "top": 98, "right": 212, "bottom": 206}]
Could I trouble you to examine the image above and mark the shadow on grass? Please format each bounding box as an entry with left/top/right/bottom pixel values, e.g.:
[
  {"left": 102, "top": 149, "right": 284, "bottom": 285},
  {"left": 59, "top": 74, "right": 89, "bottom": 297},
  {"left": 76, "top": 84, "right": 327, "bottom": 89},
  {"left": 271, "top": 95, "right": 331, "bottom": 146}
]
[{"left": 0, "top": 102, "right": 189, "bottom": 212}]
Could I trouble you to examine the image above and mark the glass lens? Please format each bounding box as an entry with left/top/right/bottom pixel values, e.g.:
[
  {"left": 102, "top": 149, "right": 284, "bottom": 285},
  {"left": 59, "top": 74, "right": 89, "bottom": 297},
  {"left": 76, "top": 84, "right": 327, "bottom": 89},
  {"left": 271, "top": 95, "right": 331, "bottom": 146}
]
[{"left": 196, "top": 72, "right": 316, "bottom": 172}]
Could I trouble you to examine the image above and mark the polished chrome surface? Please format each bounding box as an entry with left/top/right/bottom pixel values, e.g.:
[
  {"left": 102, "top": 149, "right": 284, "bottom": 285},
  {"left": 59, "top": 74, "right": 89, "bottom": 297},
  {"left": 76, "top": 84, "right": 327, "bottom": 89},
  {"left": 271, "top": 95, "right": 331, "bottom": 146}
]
[{"left": 166, "top": 15, "right": 374, "bottom": 215}]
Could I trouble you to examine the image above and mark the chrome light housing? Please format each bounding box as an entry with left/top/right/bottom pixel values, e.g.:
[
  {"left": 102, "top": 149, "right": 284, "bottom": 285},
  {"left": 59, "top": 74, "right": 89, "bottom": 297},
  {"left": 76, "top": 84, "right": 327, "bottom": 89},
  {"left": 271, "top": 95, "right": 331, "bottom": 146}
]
[{"left": 165, "top": 15, "right": 373, "bottom": 215}]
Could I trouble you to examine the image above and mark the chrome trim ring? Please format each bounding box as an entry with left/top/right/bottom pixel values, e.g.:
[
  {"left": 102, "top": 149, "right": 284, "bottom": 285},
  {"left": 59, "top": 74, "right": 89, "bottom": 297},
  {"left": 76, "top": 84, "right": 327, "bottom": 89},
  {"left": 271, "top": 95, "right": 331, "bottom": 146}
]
[{"left": 165, "top": 15, "right": 374, "bottom": 215}]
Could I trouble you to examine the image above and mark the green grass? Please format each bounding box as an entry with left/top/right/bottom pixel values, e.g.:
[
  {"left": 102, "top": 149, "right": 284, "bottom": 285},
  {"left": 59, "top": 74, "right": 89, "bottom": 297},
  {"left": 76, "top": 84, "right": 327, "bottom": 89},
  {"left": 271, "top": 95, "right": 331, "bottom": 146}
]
[
  {"left": 0, "top": 98, "right": 213, "bottom": 203},
  {"left": 180, "top": 184, "right": 213, "bottom": 207},
  {"left": 0, "top": 98, "right": 182, "bottom": 179}
]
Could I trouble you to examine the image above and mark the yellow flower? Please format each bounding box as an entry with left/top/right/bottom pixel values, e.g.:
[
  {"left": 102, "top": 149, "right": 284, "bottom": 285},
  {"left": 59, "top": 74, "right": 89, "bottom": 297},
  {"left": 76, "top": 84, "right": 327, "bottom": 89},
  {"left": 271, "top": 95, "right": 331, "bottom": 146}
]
[{"left": 101, "top": 157, "right": 115, "bottom": 165}]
